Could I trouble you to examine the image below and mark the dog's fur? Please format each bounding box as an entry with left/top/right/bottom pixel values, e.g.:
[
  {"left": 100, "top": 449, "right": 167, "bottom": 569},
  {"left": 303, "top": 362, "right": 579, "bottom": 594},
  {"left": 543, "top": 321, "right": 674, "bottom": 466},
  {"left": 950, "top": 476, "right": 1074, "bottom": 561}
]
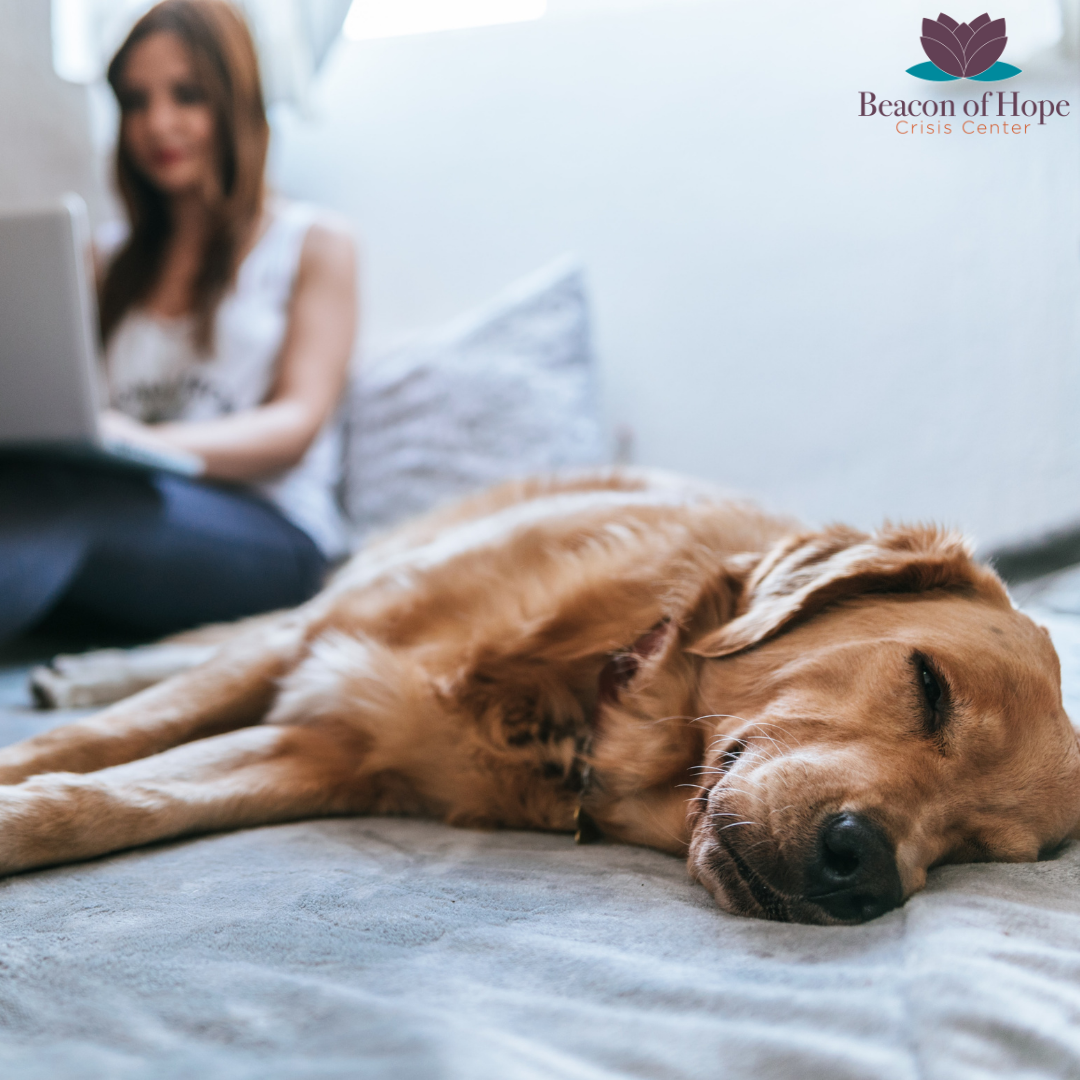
[{"left": 6, "top": 469, "right": 1080, "bottom": 924}]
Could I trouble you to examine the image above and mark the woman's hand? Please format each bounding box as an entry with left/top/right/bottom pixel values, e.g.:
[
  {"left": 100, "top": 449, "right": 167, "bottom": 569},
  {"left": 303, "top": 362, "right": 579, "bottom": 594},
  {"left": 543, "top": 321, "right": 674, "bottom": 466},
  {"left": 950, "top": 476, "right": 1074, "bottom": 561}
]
[
  {"left": 100, "top": 409, "right": 206, "bottom": 476},
  {"left": 145, "top": 220, "right": 357, "bottom": 483},
  {"left": 100, "top": 409, "right": 191, "bottom": 456}
]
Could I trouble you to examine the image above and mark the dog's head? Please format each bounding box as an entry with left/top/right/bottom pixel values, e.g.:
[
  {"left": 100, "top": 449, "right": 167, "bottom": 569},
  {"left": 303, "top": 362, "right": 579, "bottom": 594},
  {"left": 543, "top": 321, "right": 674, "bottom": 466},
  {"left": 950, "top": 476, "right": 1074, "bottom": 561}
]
[{"left": 685, "top": 526, "right": 1080, "bottom": 924}]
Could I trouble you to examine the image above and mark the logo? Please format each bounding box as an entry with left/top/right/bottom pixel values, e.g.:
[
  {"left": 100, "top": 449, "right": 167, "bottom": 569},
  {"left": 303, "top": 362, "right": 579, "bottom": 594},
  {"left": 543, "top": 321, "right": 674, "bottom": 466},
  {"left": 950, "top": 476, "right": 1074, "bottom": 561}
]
[{"left": 907, "top": 13, "right": 1021, "bottom": 82}]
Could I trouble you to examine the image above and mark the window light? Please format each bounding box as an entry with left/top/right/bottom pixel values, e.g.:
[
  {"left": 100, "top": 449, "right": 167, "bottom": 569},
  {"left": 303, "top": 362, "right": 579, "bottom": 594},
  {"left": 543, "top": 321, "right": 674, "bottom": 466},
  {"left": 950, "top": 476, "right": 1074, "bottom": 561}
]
[{"left": 343, "top": 0, "right": 546, "bottom": 41}]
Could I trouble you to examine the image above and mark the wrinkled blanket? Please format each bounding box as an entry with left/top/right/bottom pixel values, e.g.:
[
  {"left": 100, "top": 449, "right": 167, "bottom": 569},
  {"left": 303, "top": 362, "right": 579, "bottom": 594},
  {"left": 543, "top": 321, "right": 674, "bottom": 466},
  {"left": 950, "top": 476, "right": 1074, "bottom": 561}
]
[{"left": 1, "top": 605, "right": 1079, "bottom": 1079}]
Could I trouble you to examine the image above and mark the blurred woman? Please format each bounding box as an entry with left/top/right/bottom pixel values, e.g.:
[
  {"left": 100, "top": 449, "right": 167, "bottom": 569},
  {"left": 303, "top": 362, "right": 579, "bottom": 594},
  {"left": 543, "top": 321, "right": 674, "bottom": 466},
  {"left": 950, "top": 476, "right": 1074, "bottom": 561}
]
[{"left": 0, "top": 0, "right": 356, "bottom": 643}]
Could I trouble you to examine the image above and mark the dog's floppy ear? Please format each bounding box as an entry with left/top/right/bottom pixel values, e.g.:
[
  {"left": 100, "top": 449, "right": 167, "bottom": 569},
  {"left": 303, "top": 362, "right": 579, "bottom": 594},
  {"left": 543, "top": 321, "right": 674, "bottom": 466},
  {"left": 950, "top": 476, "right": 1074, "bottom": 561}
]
[{"left": 688, "top": 524, "right": 1008, "bottom": 659}]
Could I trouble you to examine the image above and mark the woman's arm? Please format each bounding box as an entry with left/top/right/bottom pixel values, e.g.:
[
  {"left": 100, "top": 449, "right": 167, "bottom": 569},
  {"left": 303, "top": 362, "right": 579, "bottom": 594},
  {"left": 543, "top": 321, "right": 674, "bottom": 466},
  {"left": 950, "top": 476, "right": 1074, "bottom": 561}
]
[{"left": 102, "top": 220, "right": 357, "bottom": 482}]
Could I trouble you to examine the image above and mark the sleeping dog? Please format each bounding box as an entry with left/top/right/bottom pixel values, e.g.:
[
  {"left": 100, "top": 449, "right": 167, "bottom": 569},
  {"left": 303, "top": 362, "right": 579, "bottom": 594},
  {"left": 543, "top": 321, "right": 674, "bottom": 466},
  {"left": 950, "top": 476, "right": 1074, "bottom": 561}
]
[{"left": 9, "top": 470, "right": 1080, "bottom": 924}]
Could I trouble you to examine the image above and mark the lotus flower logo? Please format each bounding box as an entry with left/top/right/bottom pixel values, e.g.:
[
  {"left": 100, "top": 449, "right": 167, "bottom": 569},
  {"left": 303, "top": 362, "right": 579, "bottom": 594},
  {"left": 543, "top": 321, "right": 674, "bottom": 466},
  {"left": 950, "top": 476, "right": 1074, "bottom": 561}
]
[{"left": 907, "top": 12, "right": 1021, "bottom": 81}]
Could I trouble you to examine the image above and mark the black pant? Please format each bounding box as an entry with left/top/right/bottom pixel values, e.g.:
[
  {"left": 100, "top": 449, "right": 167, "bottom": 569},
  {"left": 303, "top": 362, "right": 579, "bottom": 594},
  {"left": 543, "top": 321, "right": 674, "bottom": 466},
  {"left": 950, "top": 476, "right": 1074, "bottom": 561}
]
[{"left": 0, "top": 460, "right": 328, "bottom": 643}]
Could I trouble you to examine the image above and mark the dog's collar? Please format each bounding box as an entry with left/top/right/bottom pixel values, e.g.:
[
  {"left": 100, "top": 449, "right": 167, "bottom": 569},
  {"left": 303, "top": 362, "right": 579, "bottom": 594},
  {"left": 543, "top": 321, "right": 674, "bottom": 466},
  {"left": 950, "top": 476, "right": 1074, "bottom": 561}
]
[
  {"left": 573, "top": 619, "right": 672, "bottom": 845},
  {"left": 571, "top": 686, "right": 603, "bottom": 844},
  {"left": 572, "top": 755, "right": 602, "bottom": 844}
]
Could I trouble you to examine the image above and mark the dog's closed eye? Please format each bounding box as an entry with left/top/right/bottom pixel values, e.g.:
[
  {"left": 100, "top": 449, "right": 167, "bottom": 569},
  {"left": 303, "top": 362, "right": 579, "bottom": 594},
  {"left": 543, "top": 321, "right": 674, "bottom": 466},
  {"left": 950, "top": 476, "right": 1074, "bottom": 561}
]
[{"left": 913, "top": 652, "right": 949, "bottom": 737}]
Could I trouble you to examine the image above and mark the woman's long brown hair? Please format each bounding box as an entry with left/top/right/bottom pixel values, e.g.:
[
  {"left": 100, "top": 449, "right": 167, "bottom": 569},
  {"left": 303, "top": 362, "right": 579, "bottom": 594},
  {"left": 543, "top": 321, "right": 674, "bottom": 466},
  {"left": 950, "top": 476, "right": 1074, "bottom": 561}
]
[{"left": 99, "top": 0, "right": 269, "bottom": 352}]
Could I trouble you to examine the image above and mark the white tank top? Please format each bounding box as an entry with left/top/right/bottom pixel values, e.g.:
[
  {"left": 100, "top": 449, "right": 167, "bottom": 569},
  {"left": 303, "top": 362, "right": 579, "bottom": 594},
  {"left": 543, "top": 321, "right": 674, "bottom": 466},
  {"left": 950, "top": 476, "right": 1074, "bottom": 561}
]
[{"left": 105, "top": 200, "right": 349, "bottom": 559}]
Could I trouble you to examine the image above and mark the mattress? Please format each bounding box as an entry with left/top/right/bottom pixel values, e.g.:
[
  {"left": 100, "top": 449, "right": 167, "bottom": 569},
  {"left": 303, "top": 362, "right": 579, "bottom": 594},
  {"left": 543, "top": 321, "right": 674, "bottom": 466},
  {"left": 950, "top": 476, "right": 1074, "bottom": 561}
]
[{"left": 0, "top": 600, "right": 1078, "bottom": 1079}]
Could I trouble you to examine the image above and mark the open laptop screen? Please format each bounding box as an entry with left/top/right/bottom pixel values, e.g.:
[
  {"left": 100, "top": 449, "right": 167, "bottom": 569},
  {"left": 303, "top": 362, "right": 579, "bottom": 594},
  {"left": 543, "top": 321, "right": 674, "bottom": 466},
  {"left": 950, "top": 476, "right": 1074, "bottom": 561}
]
[{"left": 0, "top": 195, "right": 102, "bottom": 446}]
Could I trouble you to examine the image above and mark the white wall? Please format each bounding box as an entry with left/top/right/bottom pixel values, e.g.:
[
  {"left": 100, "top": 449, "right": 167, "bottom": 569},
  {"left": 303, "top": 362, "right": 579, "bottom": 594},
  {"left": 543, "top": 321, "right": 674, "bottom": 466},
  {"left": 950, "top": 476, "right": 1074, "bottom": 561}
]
[
  {"left": 0, "top": 0, "right": 101, "bottom": 214},
  {"left": 272, "top": 0, "right": 1080, "bottom": 550}
]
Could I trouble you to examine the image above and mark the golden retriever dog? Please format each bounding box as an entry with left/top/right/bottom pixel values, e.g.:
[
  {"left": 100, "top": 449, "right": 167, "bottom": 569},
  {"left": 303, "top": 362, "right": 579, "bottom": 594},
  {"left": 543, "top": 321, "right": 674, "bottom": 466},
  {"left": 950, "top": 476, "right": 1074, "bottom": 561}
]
[{"left": 7, "top": 469, "right": 1080, "bottom": 924}]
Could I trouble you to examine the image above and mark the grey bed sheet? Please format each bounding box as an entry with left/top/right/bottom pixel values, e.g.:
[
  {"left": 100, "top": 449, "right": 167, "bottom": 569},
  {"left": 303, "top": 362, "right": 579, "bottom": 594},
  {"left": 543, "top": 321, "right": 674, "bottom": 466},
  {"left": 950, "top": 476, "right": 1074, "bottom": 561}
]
[{"left": 1, "top": 603, "right": 1080, "bottom": 1078}]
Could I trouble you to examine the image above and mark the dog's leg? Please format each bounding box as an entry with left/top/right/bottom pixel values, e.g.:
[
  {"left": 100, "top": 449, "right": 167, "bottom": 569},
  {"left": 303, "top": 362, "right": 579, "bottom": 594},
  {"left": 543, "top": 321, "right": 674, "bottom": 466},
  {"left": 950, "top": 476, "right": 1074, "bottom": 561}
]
[
  {"left": 0, "top": 721, "right": 372, "bottom": 876},
  {"left": 0, "top": 617, "right": 308, "bottom": 784},
  {"left": 28, "top": 610, "right": 286, "bottom": 710},
  {"left": 29, "top": 643, "right": 220, "bottom": 709}
]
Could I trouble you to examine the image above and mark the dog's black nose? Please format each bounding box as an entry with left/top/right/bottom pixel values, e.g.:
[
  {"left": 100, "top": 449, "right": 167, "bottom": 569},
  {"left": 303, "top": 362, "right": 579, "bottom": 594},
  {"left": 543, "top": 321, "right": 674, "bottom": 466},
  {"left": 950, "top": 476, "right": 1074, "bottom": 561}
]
[{"left": 804, "top": 812, "right": 903, "bottom": 922}]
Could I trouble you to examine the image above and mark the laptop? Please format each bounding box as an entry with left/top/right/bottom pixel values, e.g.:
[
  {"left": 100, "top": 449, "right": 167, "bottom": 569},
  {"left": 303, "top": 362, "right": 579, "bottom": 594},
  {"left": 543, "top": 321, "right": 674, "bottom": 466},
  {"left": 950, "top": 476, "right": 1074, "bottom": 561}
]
[{"left": 0, "top": 194, "right": 201, "bottom": 476}]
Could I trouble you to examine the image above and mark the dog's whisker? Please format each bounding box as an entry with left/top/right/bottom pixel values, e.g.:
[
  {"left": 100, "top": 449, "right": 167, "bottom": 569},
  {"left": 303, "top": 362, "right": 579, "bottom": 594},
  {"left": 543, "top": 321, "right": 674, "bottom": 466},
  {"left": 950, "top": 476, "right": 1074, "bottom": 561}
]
[
  {"left": 642, "top": 714, "right": 697, "bottom": 728},
  {"left": 706, "top": 785, "right": 759, "bottom": 799},
  {"left": 703, "top": 724, "right": 795, "bottom": 751}
]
